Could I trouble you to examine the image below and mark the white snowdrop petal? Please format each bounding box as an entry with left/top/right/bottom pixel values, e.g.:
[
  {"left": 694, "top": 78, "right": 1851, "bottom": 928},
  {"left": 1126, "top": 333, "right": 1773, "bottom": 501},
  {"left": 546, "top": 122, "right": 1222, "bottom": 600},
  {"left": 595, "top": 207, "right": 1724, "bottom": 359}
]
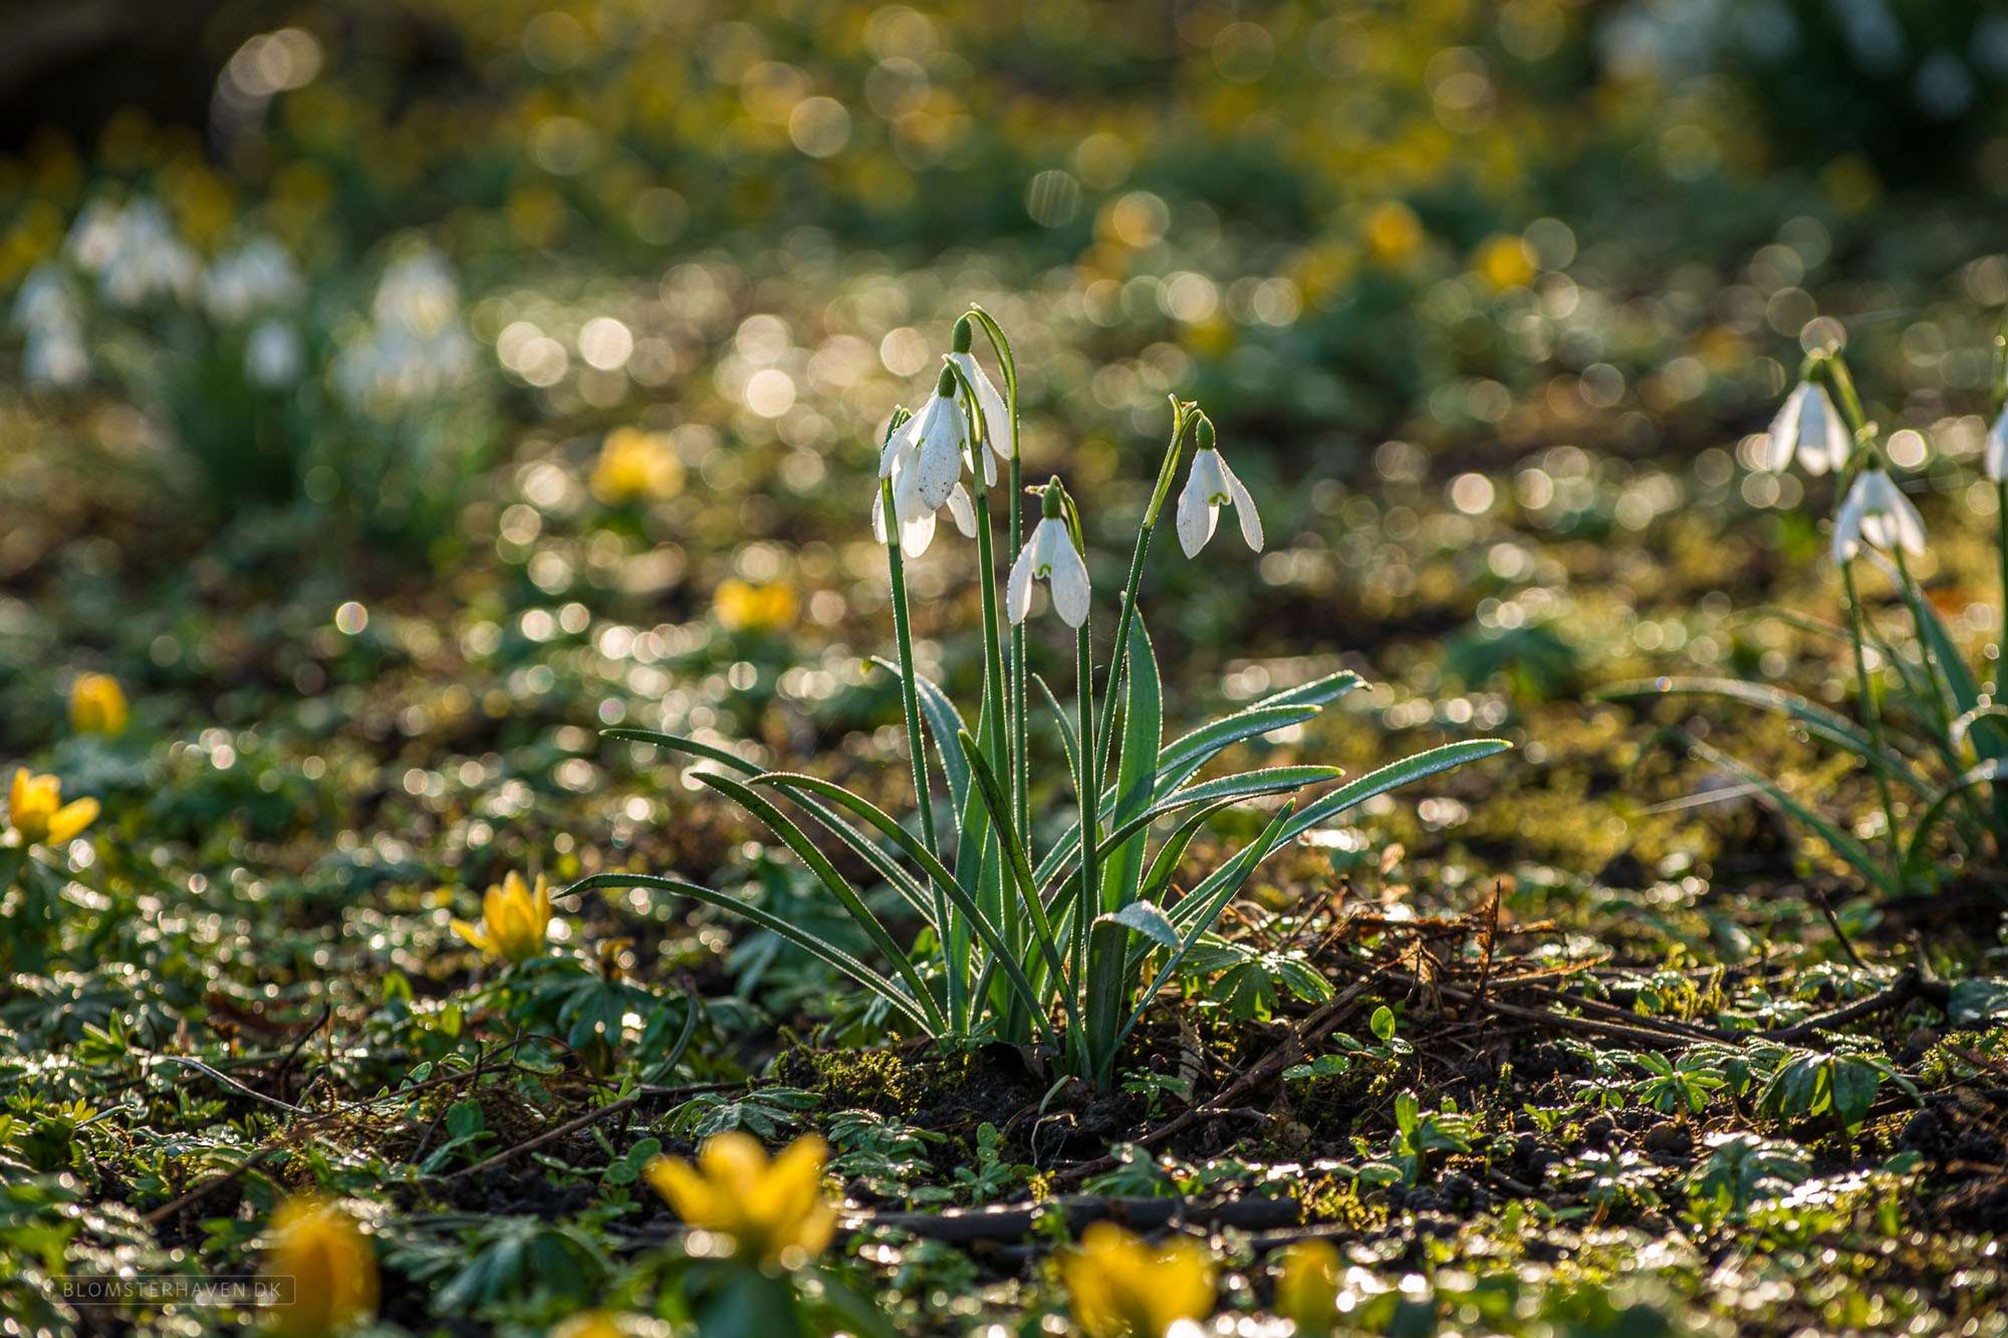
[
  {"left": 1802, "top": 386, "right": 1849, "bottom": 475},
  {"left": 913, "top": 398, "right": 966, "bottom": 510},
  {"left": 946, "top": 483, "right": 977, "bottom": 537},
  {"left": 1006, "top": 544, "right": 1036, "bottom": 623},
  {"left": 1176, "top": 463, "right": 1217, "bottom": 557},
  {"left": 1987, "top": 410, "right": 2008, "bottom": 483},
  {"left": 903, "top": 507, "right": 937, "bottom": 557},
  {"left": 871, "top": 488, "right": 888, "bottom": 544},
  {"left": 879, "top": 413, "right": 920, "bottom": 477},
  {"left": 1762, "top": 385, "right": 1805, "bottom": 473},
  {"left": 1048, "top": 541, "right": 1092, "bottom": 627},
  {"left": 1222, "top": 458, "right": 1264, "bottom": 552}
]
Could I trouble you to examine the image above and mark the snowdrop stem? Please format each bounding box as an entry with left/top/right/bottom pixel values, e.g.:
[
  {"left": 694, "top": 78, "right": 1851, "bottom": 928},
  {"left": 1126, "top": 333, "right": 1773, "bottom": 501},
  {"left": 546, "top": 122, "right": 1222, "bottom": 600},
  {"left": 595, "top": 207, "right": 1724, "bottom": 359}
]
[
  {"left": 881, "top": 478, "right": 951, "bottom": 972},
  {"left": 1011, "top": 449, "right": 1028, "bottom": 833},
  {"left": 1823, "top": 353, "right": 1869, "bottom": 440},
  {"left": 1075, "top": 615, "right": 1111, "bottom": 1081},
  {"left": 1838, "top": 559, "right": 1902, "bottom": 875},
  {"left": 1997, "top": 480, "right": 2008, "bottom": 698},
  {"left": 1094, "top": 401, "right": 1198, "bottom": 786}
]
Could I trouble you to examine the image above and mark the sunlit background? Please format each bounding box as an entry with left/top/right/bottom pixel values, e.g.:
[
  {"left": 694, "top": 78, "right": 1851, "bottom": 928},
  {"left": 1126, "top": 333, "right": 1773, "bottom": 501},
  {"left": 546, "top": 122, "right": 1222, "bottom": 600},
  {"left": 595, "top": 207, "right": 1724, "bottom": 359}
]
[{"left": 6, "top": 1, "right": 2008, "bottom": 895}]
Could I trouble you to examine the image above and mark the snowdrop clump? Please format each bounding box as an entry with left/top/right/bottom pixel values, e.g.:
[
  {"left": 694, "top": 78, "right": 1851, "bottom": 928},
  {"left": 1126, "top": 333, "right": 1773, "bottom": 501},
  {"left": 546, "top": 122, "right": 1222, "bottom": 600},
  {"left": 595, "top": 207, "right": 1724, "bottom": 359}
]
[
  {"left": 1613, "top": 329, "right": 2008, "bottom": 899},
  {"left": 585, "top": 307, "right": 1508, "bottom": 1088}
]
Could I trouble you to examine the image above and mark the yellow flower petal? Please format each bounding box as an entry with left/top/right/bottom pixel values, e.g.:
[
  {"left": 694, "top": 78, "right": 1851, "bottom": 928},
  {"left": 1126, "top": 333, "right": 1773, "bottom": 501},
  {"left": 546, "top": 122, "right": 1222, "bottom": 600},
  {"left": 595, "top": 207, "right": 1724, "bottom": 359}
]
[{"left": 46, "top": 797, "right": 98, "bottom": 844}]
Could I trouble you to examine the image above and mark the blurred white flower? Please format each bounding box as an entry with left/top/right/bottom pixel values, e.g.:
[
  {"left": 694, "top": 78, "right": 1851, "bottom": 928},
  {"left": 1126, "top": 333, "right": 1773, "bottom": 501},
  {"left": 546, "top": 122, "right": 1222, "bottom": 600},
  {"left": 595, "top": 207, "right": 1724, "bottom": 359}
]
[
  {"left": 1986, "top": 407, "right": 2008, "bottom": 483},
  {"left": 68, "top": 199, "right": 199, "bottom": 307},
  {"left": 1176, "top": 423, "right": 1263, "bottom": 556},
  {"left": 13, "top": 266, "right": 87, "bottom": 388},
  {"left": 335, "top": 248, "right": 476, "bottom": 410},
  {"left": 245, "top": 319, "right": 303, "bottom": 388},
  {"left": 1832, "top": 467, "right": 1926, "bottom": 563},
  {"left": 1007, "top": 487, "right": 1090, "bottom": 627},
  {"left": 1762, "top": 380, "right": 1851, "bottom": 475},
  {"left": 23, "top": 327, "right": 88, "bottom": 388},
  {"left": 205, "top": 238, "right": 303, "bottom": 322}
]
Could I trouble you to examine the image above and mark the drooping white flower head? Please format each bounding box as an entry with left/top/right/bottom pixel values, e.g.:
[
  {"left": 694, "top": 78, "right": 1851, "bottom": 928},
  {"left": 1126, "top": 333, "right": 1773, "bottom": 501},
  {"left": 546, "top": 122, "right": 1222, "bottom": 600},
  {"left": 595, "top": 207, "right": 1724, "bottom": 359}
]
[
  {"left": 1762, "top": 379, "right": 1852, "bottom": 475},
  {"left": 1176, "top": 419, "right": 1263, "bottom": 557},
  {"left": 1832, "top": 466, "right": 1927, "bottom": 564},
  {"left": 873, "top": 404, "right": 975, "bottom": 557},
  {"left": 1007, "top": 480, "right": 1091, "bottom": 628},
  {"left": 948, "top": 314, "right": 1012, "bottom": 469},
  {"left": 1986, "top": 406, "right": 2008, "bottom": 484},
  {"left": 881, "top": 364, "right": 988, "bottom": 514}
]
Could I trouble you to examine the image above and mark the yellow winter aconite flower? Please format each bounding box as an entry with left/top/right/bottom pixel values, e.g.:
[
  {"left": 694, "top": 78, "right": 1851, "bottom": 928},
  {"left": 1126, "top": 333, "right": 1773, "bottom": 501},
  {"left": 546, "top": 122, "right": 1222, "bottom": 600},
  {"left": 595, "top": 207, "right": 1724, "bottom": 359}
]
[
  {"left": 1060, "top": 1222, "right": 1216, "bottom": 1338},
  {"left": 1273, "top": 1239, "right": 1342, "bottom": 1334},
  {"left": 590, "top": 427, "right": 683, "bottom": 504},
  {"left": 7, "top": 769, "right": 99, "bottom": 846},
  {"left": 450, "top": 871, "right": 553, "bottom": 963},
  {"left": 1472, "top": 233, "right": 1536, "bottom": 291},
  {"left": 549, "top": 1312, "right": 645, "bottom": 1338},
  {"left": 1362, "top": 201, "right": 1423, "bottom": 265},
  {"left": 644, "top": 1132, "right": 836, "bottom": 1267},
  {"left": 713, "top": 578, "right": 799, "bottom": 633},
  {"left": 70, "top": 673, "right": 130, "bottom": 736},
  {"left": 262, "top": 1197, "right": 378, "bottom": 1337}
]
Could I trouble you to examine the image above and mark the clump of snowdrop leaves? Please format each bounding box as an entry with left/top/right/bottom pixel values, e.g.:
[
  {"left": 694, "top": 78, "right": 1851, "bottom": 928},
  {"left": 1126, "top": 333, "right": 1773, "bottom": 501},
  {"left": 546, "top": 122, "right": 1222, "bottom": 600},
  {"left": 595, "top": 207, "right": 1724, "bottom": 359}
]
[
  {"left": 586, "top": 306, "right": 1509, "bottom": 1091},
  {"left": 1177, "top": 418, "right": 1263, "bottom": 556},
  {"left": 1609, "top": 325, "right": 2008, "bottom": 903}
]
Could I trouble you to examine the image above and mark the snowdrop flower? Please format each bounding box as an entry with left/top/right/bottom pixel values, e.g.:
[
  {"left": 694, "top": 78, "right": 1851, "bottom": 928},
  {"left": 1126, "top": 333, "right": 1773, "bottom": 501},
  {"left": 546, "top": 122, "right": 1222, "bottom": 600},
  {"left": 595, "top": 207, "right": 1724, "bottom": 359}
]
[
  {"left": 1008, "top": 480, "right": 1091, "bottom": 627},
  {"left": 871, "top": 465, "right": 976, "bottom": 557},
  {"left": 948, "top": 314, "right": 1012, "bottom": 468},
  {"left": 246, "top": 319, "right": 304, "bottom": 388},
  {"left": 1832, "top": 466, "right": 1926, "bottom": 563},
  {"left": 1176, "top": 419, "right": 1263, "bottom": 556},
  {"left": 204, "top": 237, "right": 303, "bottom": 322},
  {"left": 87, "top": 200, "right": 199, "bottom": 308},
  {"left": 881, "top": 365, "right": 984, "bottom": 512},
  {"left": 1985, "top": 406, "right": 2008, "bottom": 483},
  {"left": 1762, "top": 379, "right": 1852, "bottom": 475}
]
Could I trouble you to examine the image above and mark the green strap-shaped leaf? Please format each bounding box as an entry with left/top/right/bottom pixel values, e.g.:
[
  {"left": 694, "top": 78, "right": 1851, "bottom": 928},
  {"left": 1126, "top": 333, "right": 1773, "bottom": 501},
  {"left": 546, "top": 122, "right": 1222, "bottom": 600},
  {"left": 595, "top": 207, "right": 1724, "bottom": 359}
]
[
  {"left": 1105, "top": 615, "right": 1162, "bottom": 910},
  {"left": 751, "top": 771, "right": 1056, "bottom": 1043},
  {"left": 1118, "top": 803, "right": 1297, "bottom": 1045},
  {"left": 695, "top": 773, "right": 946, "bottom": 1031},
  {"left": 561, "top": 872, "right": 935, "bottom": 1032},
  {"left": 1902, "top": 757, "right": 2008, "bottom": 883},
  {"left": 956, "top": 731, "right": 1085, "bottom": 1040},
  {"left": 870, "top": 656, "right": 972, "bottom": 823},
  {"left": 1678, "top": 736, "right": 1898, "bottom": 896},
  {"left": 1092, "top": 766, "right": 1342, "bottom": 866},
  {"left": 1601, "top": 677, "right": 1930, "bottom": 794},
  {"left": 1165, "top": 739, "right": 1513, "bottom": 929},
  {"left": 603, "top": 727, "right": 760, "bottom": 775}
]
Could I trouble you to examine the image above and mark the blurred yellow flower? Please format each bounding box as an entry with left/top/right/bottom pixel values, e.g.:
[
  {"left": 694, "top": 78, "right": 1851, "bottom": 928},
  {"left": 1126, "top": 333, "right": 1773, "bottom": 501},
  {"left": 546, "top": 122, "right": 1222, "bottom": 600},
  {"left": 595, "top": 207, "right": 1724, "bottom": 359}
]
[
  {"left": 714, "top": 579, "right": 798, "bottom": 633},
  {"left": 1059, "top": 1222, "right": 1216, "bottom": 1338},
  {"left": 1472, "top": 234, "right": 1536, "bottom": 291},
  {"left": 1363, "top": 201, "right": 1423, "bottom": 266},
  {"left": 8, "top": 769, "right": 98, "bottom": 846},
  {"left": 1273, "top": 1239, "right": 1342, "bottom": 1334},
  {"left": 645, "top": 1132, "right": 836, "bottom": 1268},
  {"left": 550, "top": 1312, "right": 643, "bottom": 1338},
  {"left": 591, "top": 427, "right": 684, "bottom": 504},
  {"left": 70, "top": 673, "right": 129, "bottom": 737},
  {"left": 450, "top": 871, "right": 553, "bottom": 963},
  {"left": 263, "top": 1197, "right": 377, "bottom": 1338}
]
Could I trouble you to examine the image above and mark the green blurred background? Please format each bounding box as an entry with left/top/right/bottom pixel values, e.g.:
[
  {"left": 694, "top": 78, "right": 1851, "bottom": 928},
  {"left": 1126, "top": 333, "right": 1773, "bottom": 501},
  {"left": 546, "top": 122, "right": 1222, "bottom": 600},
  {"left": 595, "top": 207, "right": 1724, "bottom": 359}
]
[{"left": 7, "top": 0, "right": 2008, "bottom": 752}]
